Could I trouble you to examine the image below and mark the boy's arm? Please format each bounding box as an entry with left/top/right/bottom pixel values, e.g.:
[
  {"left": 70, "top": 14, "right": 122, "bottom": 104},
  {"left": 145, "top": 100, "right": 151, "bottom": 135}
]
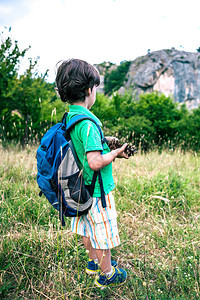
[{"left": 87, "top": 143, "right": 128, "bottom": 171}]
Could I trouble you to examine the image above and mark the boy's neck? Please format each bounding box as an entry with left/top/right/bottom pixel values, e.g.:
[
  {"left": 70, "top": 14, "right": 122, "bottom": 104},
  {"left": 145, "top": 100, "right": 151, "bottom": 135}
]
[
  {"left": 72, "top": 98, "right": 92, "bottom": 110},
  {"left": 73, "top": 101, "right": 88, "bottom": 108}
]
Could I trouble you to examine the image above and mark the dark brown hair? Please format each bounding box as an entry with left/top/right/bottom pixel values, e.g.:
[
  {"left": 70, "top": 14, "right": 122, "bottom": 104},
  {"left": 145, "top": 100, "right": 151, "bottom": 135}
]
[{"left": 55, "top": 59, "right": 100, "bottom": 104}]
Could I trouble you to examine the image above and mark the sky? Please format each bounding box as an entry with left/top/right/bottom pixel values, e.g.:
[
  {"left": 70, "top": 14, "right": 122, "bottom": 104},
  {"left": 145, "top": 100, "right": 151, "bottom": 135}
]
[{"left": 0, "top": 0, "right": 200, "bottom": 82}]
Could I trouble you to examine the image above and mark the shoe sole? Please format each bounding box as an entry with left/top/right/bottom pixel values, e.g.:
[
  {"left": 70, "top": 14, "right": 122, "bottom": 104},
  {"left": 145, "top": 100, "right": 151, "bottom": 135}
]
[
  {"left": 86, "top": 268, "right": 98, "bottom": 275},
  {"left": 94, "top": 279, "right": 126, "bottom": 289}
]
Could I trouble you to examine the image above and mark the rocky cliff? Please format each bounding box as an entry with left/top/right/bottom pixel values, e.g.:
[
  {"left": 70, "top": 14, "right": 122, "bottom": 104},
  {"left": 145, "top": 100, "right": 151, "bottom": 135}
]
[
  {"left": 98, "top": 49, "right": 200, "bottom": 109},
  {"left": 124, "top": 49, "right": 200, "bottom": 109}
]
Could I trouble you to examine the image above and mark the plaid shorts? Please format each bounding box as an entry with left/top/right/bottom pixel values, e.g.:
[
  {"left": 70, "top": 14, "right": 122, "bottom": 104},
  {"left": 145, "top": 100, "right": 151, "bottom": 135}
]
[{"left": 71, "top": 192, "right": 120, "bottom": 249}]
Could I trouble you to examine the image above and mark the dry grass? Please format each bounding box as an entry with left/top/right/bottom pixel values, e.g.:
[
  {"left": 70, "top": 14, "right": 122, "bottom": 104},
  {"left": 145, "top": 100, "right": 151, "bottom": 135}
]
[{"left": 0, "top": 147, "right": 200, "bottom": 299}]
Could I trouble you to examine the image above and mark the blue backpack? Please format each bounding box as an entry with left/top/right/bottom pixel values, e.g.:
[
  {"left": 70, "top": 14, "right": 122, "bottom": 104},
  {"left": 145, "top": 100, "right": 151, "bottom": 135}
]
[{"left": 36, "top": 112, "right": 106, "bottom": 226}]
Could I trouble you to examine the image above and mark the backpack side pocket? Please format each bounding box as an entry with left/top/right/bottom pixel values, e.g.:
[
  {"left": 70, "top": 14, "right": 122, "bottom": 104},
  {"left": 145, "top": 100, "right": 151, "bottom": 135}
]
[{"left": 60, "top": 171, "right": 93, "bottom": 214}]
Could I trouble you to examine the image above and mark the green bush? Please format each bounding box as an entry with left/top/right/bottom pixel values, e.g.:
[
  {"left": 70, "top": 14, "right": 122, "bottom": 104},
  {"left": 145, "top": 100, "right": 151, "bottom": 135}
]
[{"left": 93, "top": 91, "right": 200, "bottom": 152}]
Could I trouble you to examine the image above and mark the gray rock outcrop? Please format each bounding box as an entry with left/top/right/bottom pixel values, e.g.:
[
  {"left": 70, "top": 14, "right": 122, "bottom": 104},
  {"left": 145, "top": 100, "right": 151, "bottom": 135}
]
[{"left": 125, "top": 49, "right": 200, "bottom": 109}]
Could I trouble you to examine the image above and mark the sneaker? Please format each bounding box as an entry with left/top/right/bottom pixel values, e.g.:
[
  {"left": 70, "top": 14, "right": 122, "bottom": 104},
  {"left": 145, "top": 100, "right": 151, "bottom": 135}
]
[
  {"left": 94, "top": 266, "right": 127, "bottom": 289},
  {"left": 86, "top": 259, "right": 117, "bottom": 275}
]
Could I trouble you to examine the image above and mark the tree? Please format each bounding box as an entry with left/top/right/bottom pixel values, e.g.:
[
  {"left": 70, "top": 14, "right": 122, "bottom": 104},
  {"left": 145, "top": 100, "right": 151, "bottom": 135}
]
[
  {"left": 0, "top": 29, "right": 28, "bottom": 119},
  {"left": 104, "top": 61, "right": 131, "bottom": 95},
  {"left": 0, "top": 30, "right": 66, "bottom": 146},
  {"left": 0, "top": 30, "right": 29, "bottom": 145}
]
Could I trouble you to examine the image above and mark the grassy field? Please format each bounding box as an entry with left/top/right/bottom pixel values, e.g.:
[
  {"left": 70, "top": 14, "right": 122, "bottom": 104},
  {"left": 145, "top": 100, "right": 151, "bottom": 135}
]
[{"left": 0, "top": 146, "right": 199, "bottom": 299}]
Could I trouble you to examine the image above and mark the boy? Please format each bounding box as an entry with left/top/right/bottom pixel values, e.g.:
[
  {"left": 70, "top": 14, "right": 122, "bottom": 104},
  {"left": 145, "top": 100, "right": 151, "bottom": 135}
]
[{"left": 55, "top": 59, "right": 128, "bottom": 288}]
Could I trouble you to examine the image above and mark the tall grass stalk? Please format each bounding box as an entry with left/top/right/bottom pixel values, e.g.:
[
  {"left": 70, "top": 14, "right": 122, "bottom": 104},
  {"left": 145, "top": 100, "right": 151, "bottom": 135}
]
[{"left": 0, "top": 147, "right": 199, "bottom": 299}]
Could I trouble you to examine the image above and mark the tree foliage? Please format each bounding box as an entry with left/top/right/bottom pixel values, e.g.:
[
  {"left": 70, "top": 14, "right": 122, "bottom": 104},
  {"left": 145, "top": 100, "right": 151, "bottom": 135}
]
[
  {"left": 104, "top": 60, "right": 131, "bottom": 95},
  {"left": 135, "top": 92, "right": 181, "bottom": 144},
  {"left": 0, "top": 30, "right": 66, "bottom": 147}
]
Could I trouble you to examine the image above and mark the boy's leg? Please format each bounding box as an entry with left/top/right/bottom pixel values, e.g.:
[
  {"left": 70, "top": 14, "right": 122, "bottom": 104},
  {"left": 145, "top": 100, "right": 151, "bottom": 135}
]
[
  {"left": 83, "top": 236, "right": 112, "bottom": 273},
  {"left": 83, "top": 236, "right": 97, "bottom": 260},
  {"left": 95, "top": 249, "right": 112, "bottom": 273}
]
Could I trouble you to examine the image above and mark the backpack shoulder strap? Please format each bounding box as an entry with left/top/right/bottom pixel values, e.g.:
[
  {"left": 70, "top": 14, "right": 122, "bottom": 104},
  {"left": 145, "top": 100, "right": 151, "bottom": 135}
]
[{"left": 64, "top": 112, "right": 107, "bottom": 207}]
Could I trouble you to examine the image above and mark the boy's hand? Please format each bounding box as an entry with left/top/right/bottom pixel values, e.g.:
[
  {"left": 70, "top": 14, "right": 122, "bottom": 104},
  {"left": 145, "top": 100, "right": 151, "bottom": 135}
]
[
  {"left": 115, "top": 143, "right": 129, "bottom": 159},
  {"left": 106, "top": 137, "right": 137, "bottom": 158}
]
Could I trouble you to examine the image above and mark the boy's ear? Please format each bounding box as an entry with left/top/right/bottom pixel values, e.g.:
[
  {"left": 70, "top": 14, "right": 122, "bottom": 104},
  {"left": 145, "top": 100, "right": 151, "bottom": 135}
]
[
  {"left": 85, "top": 88, "right": 91, "bottom": 96},
  {"left": 55, "top": 87, "right": 60, "bottom": 98}
]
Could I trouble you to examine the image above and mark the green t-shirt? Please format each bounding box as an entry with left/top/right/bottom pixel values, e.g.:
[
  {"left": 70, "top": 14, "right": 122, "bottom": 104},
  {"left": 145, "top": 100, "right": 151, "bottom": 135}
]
[{"left": 66, "top": 105, "right": 115, "bottom": 197}]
